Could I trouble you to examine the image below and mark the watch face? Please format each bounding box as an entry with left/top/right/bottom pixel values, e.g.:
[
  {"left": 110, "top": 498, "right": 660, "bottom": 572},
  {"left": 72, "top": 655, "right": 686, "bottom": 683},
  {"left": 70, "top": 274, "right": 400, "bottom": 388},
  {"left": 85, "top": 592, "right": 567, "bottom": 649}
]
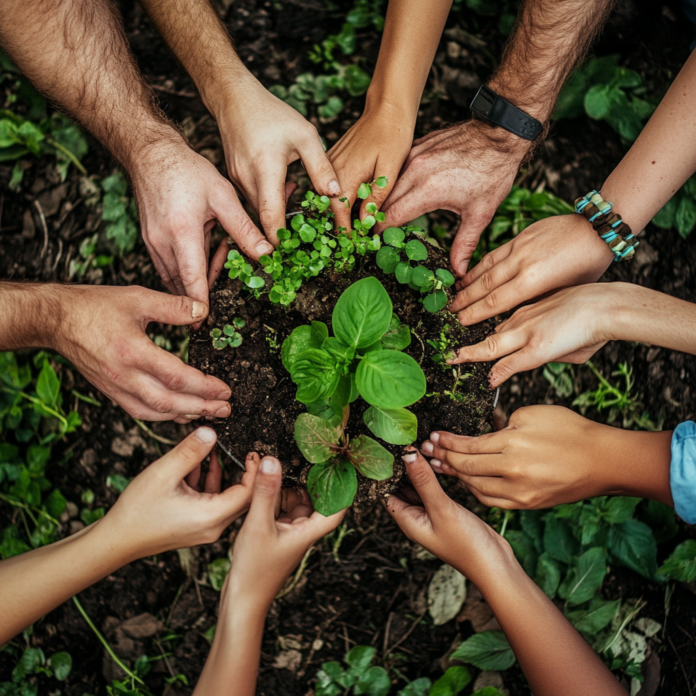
[{"left": 470, "top": 86, "right": 495, "bottom": 118}]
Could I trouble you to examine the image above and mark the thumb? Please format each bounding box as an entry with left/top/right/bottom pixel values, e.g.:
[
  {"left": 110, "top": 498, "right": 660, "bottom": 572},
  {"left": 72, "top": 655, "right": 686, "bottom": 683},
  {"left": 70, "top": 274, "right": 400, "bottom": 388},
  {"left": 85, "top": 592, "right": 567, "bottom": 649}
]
[
  {"left": 139, "top": 289, "right": 209, "bottom": 326},
  {"left": 246, "top": 456, "right": 283, "bottom": 531},
  {"left": 450, "top": 214, "right": 490, "bottom": 277},
  {"left": 155, "top": 427, "right": 217, "bottom": 480},
  {"left": 403, "top": 448, "right": 446, "bottom": 511}
]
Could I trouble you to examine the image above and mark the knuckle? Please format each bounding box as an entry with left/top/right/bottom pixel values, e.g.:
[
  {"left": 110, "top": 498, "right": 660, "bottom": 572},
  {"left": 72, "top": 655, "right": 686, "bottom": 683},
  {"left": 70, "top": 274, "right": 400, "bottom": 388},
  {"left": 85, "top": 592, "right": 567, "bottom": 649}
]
[
  {"left": 484, "top": 334, "right": 498, "bottom": 357},
  {"left": 408, "top": 466, "right": 432, "bottom": 489},
  {"left": 483, "top": 292, "right": 499, "bottom": 311},
  {"left": 481, "top": 253, "right": 496, "bottom": 272},
  {"left": 149, "top": 393, "right": 174, "bottom": 414},
  {"left": 480, "top": 271, "right": 495, "bottom": 293}
]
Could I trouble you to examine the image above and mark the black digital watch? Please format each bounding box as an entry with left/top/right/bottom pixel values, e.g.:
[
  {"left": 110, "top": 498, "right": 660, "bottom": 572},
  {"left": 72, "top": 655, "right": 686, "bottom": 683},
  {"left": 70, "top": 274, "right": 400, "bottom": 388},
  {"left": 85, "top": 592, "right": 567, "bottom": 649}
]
[{"left": 469, "top": 85, "right": 543, "bottom": 142}]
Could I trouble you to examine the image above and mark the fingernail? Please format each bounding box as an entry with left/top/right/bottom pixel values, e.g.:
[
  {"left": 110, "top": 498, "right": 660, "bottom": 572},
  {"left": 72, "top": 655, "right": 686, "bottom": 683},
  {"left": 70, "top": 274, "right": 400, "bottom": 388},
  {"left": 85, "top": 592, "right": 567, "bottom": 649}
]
[
  {"left": 261, "top": 457, "right": 279, "bottom": 474},
  {"left": 184, "top": 414, "right": 201, "bottom": 420},
  {"left": 402, "top": 452, "right": 418, "bottom": 464},
  {"left": 216, "top": 387, "right": 232, "bottom": 400},
  {"left": 214, "top": 404, "right": 231, "bottom": 418},
  {"left": 195, "top": 427, "right": 216, "bottom": 443},
  {"left": 192, "top": 301, "right": 206, "bottom": 320},
  {"left": 255, "top": 240, "right": 274, "bottom": 255},
  {"left": 421, "top": 441, "right": 434, "bottom": 455},
  {"left": 430, "top": 432, "right": 440, "bottom": 444},
  {"left": 328, "top": 180, "right": 341, "bottom": 197},
  {"left": 431, "top": 459, "right": 442, "bottom": 468}
]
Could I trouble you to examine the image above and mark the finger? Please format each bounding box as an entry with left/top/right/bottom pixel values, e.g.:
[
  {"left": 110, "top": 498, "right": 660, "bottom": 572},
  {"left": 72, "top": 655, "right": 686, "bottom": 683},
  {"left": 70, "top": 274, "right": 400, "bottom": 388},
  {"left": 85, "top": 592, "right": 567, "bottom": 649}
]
[
  {"left": 298, "top": 133, "right": 342, "bottom": 200},
  {"left": 105, "top": 385, "right": 195, "bottom": 422},
  {"left": 143, "top": 241, "right": 178, "bottom": 296},
  {"left": 378, "top": 185, "right": 431, "bottom": 232},
  {"left": 204, "top": 450, "right": 222, "bottom": 493},
  {"left": 212, "top": 186, "right": 275, "bottom": 261},
  {"left": 138, "top": 289, "right": 208, "bottom": 327},
  {"left": 456, "top": 280, "right": 527, "bottom": 326},
  {"left": 401, "top": 448, "right": 446, "bottom": 511},
  {"left": 285, "top": 182, "right": 298, "bottom": 202},
  {"left": 489, "top": 348, "right": 545, "bottom": 388},
  {"left": 305, "top": 507, "right": 347, "bottom": 538},
  {"left": 427, "top": 430, "right": 508, "bottom": 456},
  {"left": 458, "top": 243, "right": 514, "bottom": 290},
  {"left": 450, "top": 260, "right": 516, "bottom": 314},
  {"left": 154, "top": 427, "right": 217, "bottom": 479},
  {"left": 256, "top": 163, "right": 290, "bottom": 246},
  {"left": 186, "top": 463, "right": 202, "bottom": 490},
  {"left": 208, "top": 238, "right": 230, "bottom": 290},
  {"left": 463, "top": 481, "right": 515, "bottom": 510},
  {"left": 450, "top": 210, "right": 494, "bottom": 277},
  {"left": 246, "top": 456, "right": 283, "bottom": 532},
  {"left": 449, "top": 330, "right": 526, "bottom": 366},
  {"left": 428, "top": 458, "right": 458, "bottom": 477}
]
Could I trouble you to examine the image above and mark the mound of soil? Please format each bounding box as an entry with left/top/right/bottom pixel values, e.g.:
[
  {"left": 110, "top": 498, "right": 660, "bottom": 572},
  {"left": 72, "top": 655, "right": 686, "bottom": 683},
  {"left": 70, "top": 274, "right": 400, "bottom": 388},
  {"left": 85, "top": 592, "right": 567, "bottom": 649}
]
[{"left": 190, "top": 240, "right": 496, "bottom": 504}]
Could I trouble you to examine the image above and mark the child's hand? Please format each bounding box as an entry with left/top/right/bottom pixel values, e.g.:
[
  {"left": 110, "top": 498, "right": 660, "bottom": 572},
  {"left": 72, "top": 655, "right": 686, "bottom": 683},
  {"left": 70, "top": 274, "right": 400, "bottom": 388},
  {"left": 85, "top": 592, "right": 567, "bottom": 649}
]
[
  {"left": 384, "top": 448, "right": 514, "bottom": 588},
  {"left": 103, "top": 427, "right": 258, "bottom": 560},
  {"left": 224, "top": 456, "right": 346, "bottom": 612},
  {"left": 421, "top": 406, "right": 674, "bottom": 509}
]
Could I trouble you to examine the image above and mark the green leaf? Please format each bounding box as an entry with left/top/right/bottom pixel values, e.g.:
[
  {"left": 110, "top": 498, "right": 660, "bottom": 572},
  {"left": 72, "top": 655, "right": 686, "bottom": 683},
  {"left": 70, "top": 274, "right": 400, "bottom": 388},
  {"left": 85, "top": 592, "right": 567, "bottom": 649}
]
[
  {"left": 435, "top": 269, "right": 455, "bottom": 287},
  {"left": 567, "top": 599, "right": 620, "bottom": 635},
  {"left": 375, "top": 246, "right": 400, "bottom": 273},
  {"left": 450, "top": 631, "right": 515, "bottom": 671},
  {"left": 675, "top": 195, "right": 696, "bottom": 238},
  {"left": 332, "top": 277, "right": 393, "bottom": 349},
  {"left": 357, "top": 183, "right": 372, "bottom": 199},
  {"left": 246, "top": 275, "right": 265, "bottom": 289},
  {"left": 560, "top": 547, "right": 607, "bottom": 606},
  {"left": 608, "top": 519, "right": 658, "bottom": 579},
  {"left": 543, "top": 513, "right": 579, "bottom": 564},
  {"left": 36, "top": 362, "right": 60, "bottom": 407},
  {"left": 534, "top": 552, "right": 561, "bottom": 599},
  {"left": 397, "top": 677, "right": 431, "bottom": 696},
  {"left": 604, "top": 497, "right": 640, "bottom": 524},
  {"left": 471, "top": 689, "right": 506, "bottom": 696},
  {"left": 44, "top": 488, "right": 67, "bottom": 517},
  {"left": 348, "top": 435, "right": 393, "bottom": 480},
  {"left": 383, "top": 227, "right": 405, "bottom": 246},
  {"left": 652, "top": 195, "right": 678, "bottom": 229},
  {"left": 345, "top": 646, "right": 376, "bottom": 673},
  {"left": 429, "top": 666, "right": 471, "bottom": 696},
  {"left": 356, "top": 350, "right": 426, "bottom": 408},
  {"left": 423, "top": 290, "right": 448, "bottom": 313},
  {"left": 374, "top": 176, "right": 388, "bottom": 188},
  {"left": 106, "top": 474, "right": 131, "bottom": 493},
  {"left": 395, "top": 262, "right": 413, "bottom": 284},
  {"left": 312, "top": 320, "right": 329, "bottom": 345},
  {"left": 658, "top": 540, "right": 696, "bottom": 582},
  {"left": 324, "top": 337, "right": 356, "bottom": 365},
  {"left": 21, "top": 647, "right": 45, "bottom": 674},
  {"left": 308, "top": 460, "right": 358, "bottom": 516},
  {"left": 584, "top": 84, "right": 612, "bottom": 120},
  {"left": 294, "top": 413, "right": 342, "bottom": 463},
  {"left": 207, "top": 558, "right": 231, "bottom": 591},
  {"left": 380, "top": 314, "right": 411, "bottom": 351},
  {"left": 642, "top": 500, "right": 678, "bottom": 544},
  {"left": 291, "top": 348, "right": 341, "bottom": 404},
  {"left": 355, "top": 666, "right": 390, "bottom": 696},
  {"left": 505, "top": 530, "right": 538, "bottom": 577},
  {"left": 411, "top": 265, "right": 434, "bottom": 287},
  {"left": 49, "top": 652, "right": 73, "bottom": 681},
  {"left": 363, "top": 406, "right": 417, "bottom": 445},
  {"left": 404, "top": 239, "right": 428, "bottom": 261}
]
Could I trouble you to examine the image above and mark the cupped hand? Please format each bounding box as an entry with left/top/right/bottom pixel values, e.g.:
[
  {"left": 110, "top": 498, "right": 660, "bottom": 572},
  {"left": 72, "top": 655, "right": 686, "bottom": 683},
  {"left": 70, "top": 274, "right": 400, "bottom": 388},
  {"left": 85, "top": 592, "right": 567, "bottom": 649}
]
[
  {"left": 104, "top": 428, "right": 258, "bottom": 559},
  {"left": 53, "top": 285, "right": 231, "bottom": 423},
  {"left": 384, "top": 447, "right": 512, "bottom": 587},
  {"left": 224, "top": 456, "right": 346, "bottom": 611},
  {"left": 215, "top": 81, "right": 340, "bottom": 245},
  {"left": 131, "top": 137, "right": 274, "bottom": 311},
  {"left": 451, "top": 214, "right": 614, "bottom": 326},
  {"left": 327, "top": 106, "right": 415, "bottom": 230},
  {"left": 378, "top": 120, "right": 530, "bottom": 276},
  {"left": 450, "top": 283, "right": 616, "bottom": 387}
]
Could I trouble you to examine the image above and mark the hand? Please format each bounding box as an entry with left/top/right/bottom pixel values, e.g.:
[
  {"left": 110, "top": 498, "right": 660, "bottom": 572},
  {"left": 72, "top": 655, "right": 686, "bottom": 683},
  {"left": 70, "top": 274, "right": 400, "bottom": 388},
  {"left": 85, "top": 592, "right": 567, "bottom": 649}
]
[
  {"left": 420, "top": 406, "right": 675, "bottom": 509},
  {"left": 224, "top": 456, "right": 346, "bottom": 611},
  {"left": 131, "top": 137, "right": 274, "bottom": 310},
  {"left": 378, "top": 120, "right": 531, "bottom": 275},
  {"left": 328, "top": 105, "right": 415, "bottom": 230},
  {"left": 52, "top": 285, "right": 231, "bottom": 423},
  {"left": 383, "top": 447, "right": 513, "bottom": 587},
  {"left": 451, "top": 214, "right": 614, "bottom": 326},
  {"left": 450, "top": 283, "right": 616, "bottom": 387},
  {"left": 103, "top": 428, "right": 258, "bottom": 560},
  {"left": 214, "top": 80, "right": 340, "bottom": 244}
]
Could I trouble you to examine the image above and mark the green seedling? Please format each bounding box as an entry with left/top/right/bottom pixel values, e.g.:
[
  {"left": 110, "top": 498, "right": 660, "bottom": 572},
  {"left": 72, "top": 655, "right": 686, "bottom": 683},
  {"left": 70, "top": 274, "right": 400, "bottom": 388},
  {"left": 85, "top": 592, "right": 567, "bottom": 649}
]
[
  {"left": 427, "top": 323, "right": 457, "bottom": 367},
  {"left": 210, "top": 319, "right": 245, "bottom": 350},
  {"left": 283, "top": 277, "right": 425, "bottom": 515}
]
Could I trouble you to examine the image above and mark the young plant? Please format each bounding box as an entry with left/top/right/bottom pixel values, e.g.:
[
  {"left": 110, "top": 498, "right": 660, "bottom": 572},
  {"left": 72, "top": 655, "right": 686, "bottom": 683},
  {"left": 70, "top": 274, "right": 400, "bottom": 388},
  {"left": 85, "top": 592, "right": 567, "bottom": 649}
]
[
  {"left": 224, "top": 250, "right": 266, "bottom": 298},
  {"left": 283, "top": 277, "right": 425, "bottom": 515},
  {"left": 427, "top": 323, "right": 457, "bottom": 367},
  {"left": 210, "top": 318, "right": 245, "bottom": 350}
]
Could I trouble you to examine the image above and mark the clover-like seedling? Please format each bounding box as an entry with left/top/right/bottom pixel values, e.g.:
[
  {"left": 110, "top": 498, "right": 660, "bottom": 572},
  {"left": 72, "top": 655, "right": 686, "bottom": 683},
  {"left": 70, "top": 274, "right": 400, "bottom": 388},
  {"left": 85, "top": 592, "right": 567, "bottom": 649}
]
[
  {"left": 282, "top": 277, "right": 424, "bottom": 515},
  {"left": 210, "top": 319, "right": 245, "bottom": 350},
  {"left": 224, "top": 250, "right": 265, "bottom": 297}
]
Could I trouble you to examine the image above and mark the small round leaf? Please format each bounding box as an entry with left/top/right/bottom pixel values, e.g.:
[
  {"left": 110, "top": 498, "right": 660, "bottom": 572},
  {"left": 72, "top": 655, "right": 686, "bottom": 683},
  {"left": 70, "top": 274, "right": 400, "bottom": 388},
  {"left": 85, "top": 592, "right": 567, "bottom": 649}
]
[
  {"left": 383, "top": 227, "right": 405, "bottom": 247},
  {"left": 395, "top": 262, "right": 413, "bottom": 284},
  {"left": 423, "top": 290, "right": 448, "bottom": 313},
  {"left": 375, "top": 246, "right": 399, "bottom": 273},
  {"left": 405, "top": 239, "right": 428, "bottom": 261}
]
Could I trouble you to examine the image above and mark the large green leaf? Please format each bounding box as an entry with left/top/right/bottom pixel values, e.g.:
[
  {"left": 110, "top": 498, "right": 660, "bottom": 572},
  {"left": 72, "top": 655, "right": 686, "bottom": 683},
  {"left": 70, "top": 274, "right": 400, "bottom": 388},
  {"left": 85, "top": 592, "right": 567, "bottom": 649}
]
[
  {"left": 307, "top": 460, "right": 358, "bottom": 516},
  {"left": 380, "top": 314, "right": 411, "bottom": 351},
  {"left": 348, "top": 435, "right": 393, "bottom": 480},
  {"left": 294, "top": 413, "right": 342, "bottom": 463},
  {"left": 332, "top": 277, "right": 392, "bottom": 349},
  {"left": 658, "top": 540, "right": 696, "bottom": 582},
  {"left": 363, "top": 406, "right": 417, "bottom": 445},
  {"left": 604, "top": 497, "right": 640, "bottom": 524},
  {"left": 534, "top": 552, "right": 561, "bottom": 599},
  {"left": 282, "top": 325, "right": 324, "bottom": 371},
  {"left": 566, "top": 598, "right": 620, "bottom": 635},
  {"left": 608, "top": 519, "right": 658, "bottom": 579},
  {"left": 560, "top": 547, "right": 607, "bottom": 606},
  {"left": 543, "top": 513, "right": 578, "bottom": 564},
  {"left": 291, "top": 348, "right": 341, "bottom": 404},
  {"left": 356, "top": 350, "right": 426, "bottom": 408},
  {"left": 451, "top": 631, "right": 515, "bottom": 671}
]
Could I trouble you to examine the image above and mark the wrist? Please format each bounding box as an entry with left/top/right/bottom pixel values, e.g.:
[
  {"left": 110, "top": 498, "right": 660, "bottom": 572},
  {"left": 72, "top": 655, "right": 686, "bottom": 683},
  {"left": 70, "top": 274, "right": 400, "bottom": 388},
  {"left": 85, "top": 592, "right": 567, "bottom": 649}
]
[
  {"left": 201, "top": 68, "right": 261, "bottom": 125},
  {"left": 364, "top": 86, "right": 419, "bottom": 126},
  {"left": 465, "top": 117, "right": 532, "bottom": 161},
  {"left": 122, "top": 123, "right": 186, "bottom": 184},
  {"left": 487, "top": 74, "right": 553, "bottom": 124}
]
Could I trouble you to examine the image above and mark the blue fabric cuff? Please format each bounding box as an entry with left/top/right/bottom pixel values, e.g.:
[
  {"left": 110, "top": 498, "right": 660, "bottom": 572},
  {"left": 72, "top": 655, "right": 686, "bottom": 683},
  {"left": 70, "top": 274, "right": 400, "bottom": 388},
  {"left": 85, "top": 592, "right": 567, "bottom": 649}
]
[{"left": 670, "top": 421, "right": 696, "bottom": 524}]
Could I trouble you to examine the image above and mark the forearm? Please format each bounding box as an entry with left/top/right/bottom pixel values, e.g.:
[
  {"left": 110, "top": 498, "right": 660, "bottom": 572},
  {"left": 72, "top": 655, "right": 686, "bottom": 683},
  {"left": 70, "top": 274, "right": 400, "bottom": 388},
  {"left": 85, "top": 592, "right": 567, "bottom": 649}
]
[
  {"left": 364, "top": 0, "right": 452, "bottom": 120},
  {"left": 0, "top": 521, "right": 132, "bottom": 644},
  {"left": 0, "top": 0, "right": 181, "bottom": 173},
  {"left": 473, "top": 551, "right": 626, "bottom": 696},
  {"left": 601, "top": 50, "right": 696, "bottom": 233}
]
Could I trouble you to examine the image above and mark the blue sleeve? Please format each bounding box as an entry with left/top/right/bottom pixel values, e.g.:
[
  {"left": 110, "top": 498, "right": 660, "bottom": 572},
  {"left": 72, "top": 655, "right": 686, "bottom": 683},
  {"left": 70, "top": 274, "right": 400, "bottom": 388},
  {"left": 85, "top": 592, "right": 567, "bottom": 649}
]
[{"left": 670, "top": 421, "right": 696, "bottom": 524}]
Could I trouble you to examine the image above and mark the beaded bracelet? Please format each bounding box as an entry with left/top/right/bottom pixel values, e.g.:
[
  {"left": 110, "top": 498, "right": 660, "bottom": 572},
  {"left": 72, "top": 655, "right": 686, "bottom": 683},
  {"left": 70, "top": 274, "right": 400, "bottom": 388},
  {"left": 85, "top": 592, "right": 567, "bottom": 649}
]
[{"left": 574, "top": 190, "right": 638, "bottom": 262}]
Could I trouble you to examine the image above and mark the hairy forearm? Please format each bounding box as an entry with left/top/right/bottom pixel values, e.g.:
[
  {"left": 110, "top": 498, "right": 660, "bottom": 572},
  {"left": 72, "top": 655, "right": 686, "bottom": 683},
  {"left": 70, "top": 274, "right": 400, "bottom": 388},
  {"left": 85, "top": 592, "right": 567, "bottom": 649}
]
[
  {"left": 365, "top": 0, "right": 452, "bottom": 119},
  {"left": 601, "top": 50, "right": 696, "bottom": 233},
  {"left": 0, "top": 282, "right": 64, "bottom": 351},
  {"left": 475, "top": 553, "right": 626, "bottom": 696},
  {"left": 0, "top": 521, "right": 130, "bottom": 644},
  {"left": 490, "top": 0, "right": 615, "bottom": 122},
  {"left": 0, "top": 0, "right": 180, "bottom": 172}
]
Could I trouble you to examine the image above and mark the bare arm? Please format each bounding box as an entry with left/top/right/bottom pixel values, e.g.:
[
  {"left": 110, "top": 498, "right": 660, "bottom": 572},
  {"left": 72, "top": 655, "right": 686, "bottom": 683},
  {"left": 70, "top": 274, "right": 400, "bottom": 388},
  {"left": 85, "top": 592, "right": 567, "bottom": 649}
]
[{"left": 380, "top": 0, "right": 615, "bottom": 275}]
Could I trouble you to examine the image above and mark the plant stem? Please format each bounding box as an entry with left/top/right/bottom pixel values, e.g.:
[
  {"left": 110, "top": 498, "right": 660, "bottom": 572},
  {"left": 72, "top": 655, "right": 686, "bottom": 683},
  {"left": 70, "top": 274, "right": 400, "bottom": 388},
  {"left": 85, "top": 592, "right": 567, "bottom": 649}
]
[
  {"left": 45, "top": 137, "right": 87, "bottom": 175},
  {"left": 0, "top": 387, "right": 69, "bottom": 430},
  {"left": 0, "top": 492, "right": 61, "bottom": 526}
]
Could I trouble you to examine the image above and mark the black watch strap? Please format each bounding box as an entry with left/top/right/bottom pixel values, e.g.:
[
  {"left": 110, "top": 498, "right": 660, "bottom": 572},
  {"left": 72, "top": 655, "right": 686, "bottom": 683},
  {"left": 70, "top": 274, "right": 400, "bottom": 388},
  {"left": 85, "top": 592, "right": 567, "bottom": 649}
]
[{"left": 470, "top": 85, "right": 543, "bottom": 141}]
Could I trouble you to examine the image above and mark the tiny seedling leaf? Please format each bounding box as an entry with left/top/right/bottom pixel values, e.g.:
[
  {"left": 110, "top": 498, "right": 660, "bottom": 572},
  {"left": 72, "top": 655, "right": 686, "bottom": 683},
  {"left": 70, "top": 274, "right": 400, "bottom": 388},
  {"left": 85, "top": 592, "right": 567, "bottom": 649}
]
[
  {"left": 375, "top": 246, "right": 400, "bottom": 273},
  {"left": 49, "top": 652, "right": 73, "bottom": 681}
]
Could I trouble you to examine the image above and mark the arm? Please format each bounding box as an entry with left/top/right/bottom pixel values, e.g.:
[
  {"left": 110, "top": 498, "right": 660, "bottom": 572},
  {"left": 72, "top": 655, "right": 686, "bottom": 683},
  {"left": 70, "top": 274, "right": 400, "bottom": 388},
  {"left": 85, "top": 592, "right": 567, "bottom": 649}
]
[
  {"left": 379, "top": 0, "right": 615, "bottom": 275},
  {"left": 194, "top": 456, "right": 345, "bottom": 695},
  {"left": 0, "top": 428, "right": 258, "bottom": 644},
  {"left": 0, "top": 0, "right": 272, "bottom": 308},
  {"left": 450, "top": 282, "right": 696, "bottom": 386},
  {"left": 327, "top": 0, "right": 453, "bottom": 230},
  {"left": 421, "top": 405, "right": 673, "bottom": 509},
  {"left": 138, "top": 0, "right": 340, "bottom": 244},
  {"left": 385, "top": 449, "right": 628, "bottom": 696},
  {"left": 452, "top": 48, "right": 696, "bottom": 325},
  {"left": 0, "top": 282, "right": 231, "bottom": 422}
]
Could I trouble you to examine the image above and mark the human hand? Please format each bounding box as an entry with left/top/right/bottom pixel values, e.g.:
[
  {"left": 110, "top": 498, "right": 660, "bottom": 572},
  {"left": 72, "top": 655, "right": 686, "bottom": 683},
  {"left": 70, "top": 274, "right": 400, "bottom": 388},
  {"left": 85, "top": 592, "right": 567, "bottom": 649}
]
[
  {"left": 450, "top": 214, "right": 614, "bottom": 326},
  {"left": 450, "top": 283, "right": 618, "bottom": 387},
  {"left": 328, "top": 105, "right": 415, "bottom": 230},
  {"left": 214, "top": 80, "right": 340, "bottom": 244},
  {"left": 378, "top": 120, "right": 531, "bottom": 275},
  {"left": 52, "top": 284, "right": 231, "bottom": 423},
  {"left": 103, "top": 428, "right": 257, "bottom": 560},
  {"left": 224, "top": 456, "right": 346, "bottom": 612},
  {"left": 384, "top": 448, "right": 513, "bottom": 587},
  {"left": 421, "top": 405, "right": 674, "bottom": 509},
  {"left": 131, "top": 137, "right": 274, "bottom": 311}
]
